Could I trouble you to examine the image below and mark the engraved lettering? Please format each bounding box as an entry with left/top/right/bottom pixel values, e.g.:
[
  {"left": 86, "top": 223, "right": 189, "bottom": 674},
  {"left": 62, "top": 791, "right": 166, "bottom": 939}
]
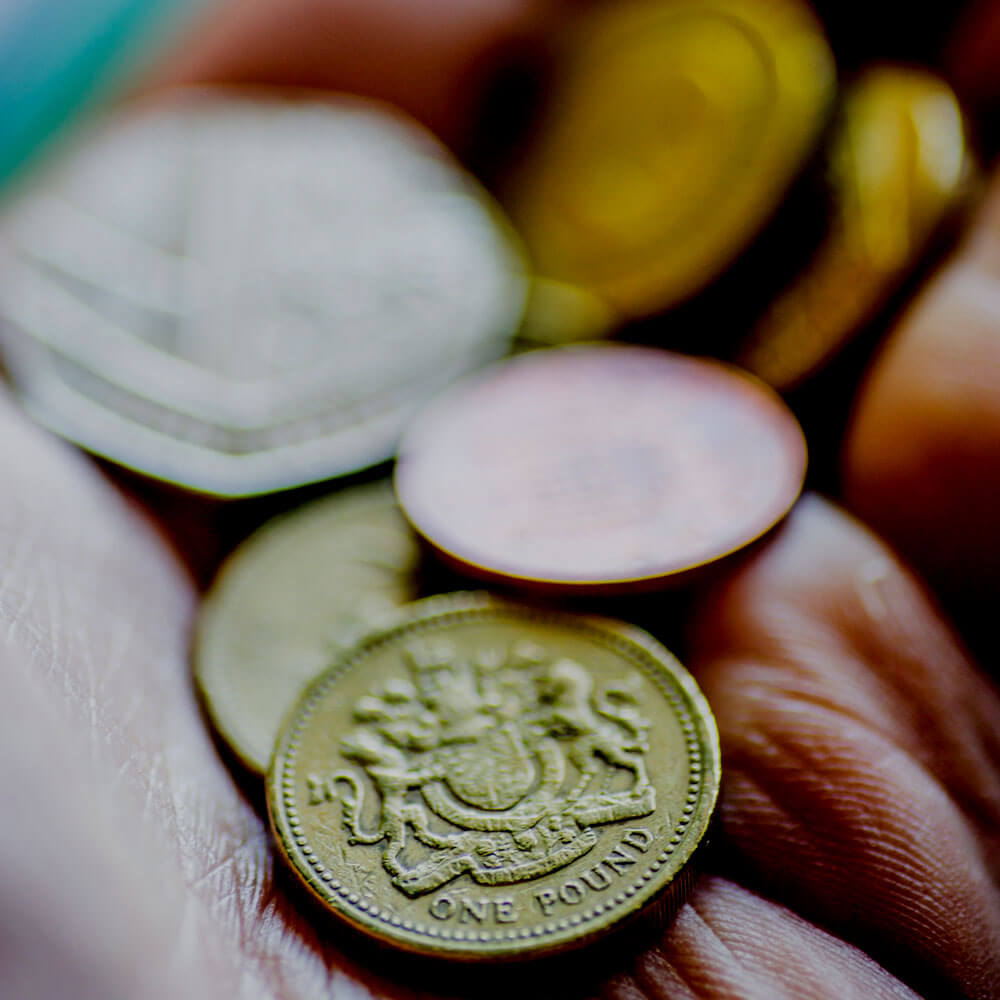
[
  {"left": 558, "top": 879, "right": 585, "bottom": 905},
  {"left": 535, "top": 888, "right": 557, "bottom": 916},
  {"left": 604, "top": 844, "right": 637, "bottom": 876},
  {"left": 428, "top": 896, "right": 519, "bottom": 923},
  {"left": 429, "top": 895, "right": 456, "bottom": 920},
  {"left": 531, "top": 831, "right": 659, "bottom": 917},
  {"left": 306, "top": 773, "right": 337, "bottom": 806},
  {"left": 580, "top": 865, "right": 612, "bottom": 890},
  {"left": 622, "top": 828, "right": 653, "bottom": 852},
  {"left": 460, "top": 898, "right": 488, "bottom": 923}
]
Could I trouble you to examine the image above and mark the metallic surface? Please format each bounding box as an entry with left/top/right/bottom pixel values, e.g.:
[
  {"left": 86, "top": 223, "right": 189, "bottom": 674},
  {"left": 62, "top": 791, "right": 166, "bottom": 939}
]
[
  {"left": 0, "top": 90, "right": 526, "bottom": 495},
  {"left": 195, "top": 481, "right": 420, "bottom": 773},
  {"left": 268, "top": 593, "right": 720, "bottom": 959},
  {"left": 504, "top": 0, "right": 835, "bottom": 319},
  {"left": 395, "top": 345, "right": 806, "bottom": 592},
  {"left": 739, "top": 68, "right": 971, "bottom": 389}
]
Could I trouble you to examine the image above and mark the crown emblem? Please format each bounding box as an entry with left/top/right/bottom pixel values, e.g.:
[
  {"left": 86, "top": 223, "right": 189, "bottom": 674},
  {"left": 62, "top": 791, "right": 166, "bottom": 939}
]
[{"left": 316, "top": 639, "right": 656, "bottom": 897}]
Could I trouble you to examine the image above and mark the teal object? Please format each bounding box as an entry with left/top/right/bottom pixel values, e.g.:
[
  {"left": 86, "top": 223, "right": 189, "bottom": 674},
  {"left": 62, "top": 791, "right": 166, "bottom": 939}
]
[{"left": 0, "top": 0, "right": 203, "bottom": 190}]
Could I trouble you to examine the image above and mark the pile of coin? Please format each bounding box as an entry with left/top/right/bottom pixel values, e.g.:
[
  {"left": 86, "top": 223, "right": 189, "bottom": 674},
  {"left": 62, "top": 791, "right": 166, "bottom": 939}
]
[{"left": 0, "top": 0, "right": 975, "bottom": 966}]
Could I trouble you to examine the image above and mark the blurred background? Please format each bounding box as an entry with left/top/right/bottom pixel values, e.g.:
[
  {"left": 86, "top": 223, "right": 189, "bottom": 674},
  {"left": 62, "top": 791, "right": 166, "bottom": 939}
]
[{"left": 1, "top": 0, "right": 998, "bottom": 625}]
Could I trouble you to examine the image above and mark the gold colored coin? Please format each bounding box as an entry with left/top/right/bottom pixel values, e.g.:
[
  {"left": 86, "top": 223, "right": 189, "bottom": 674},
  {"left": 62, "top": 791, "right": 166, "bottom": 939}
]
[
  {"left": 505, "top": 0, "right": 835, "bottom": 319},
  {"left": 739, "top": 67, "right": 971, "bottom": 389},
  {"left": 195, "top": 481, "right": 420, "bottom": 773},
  {"left": 517, "top": 277, "right": 620, "bottom": 346},
  {"left": 268, "top": 593, "right": 720, "bottom": 959}
]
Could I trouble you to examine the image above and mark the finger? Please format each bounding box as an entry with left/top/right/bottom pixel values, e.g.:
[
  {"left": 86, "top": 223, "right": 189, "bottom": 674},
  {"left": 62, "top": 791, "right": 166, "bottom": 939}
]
[
  {"left": 141, "top": 0, "right": 552, "bottom": 147},
  {"left": 687, "top": 495, "right": 1000, "bottom": 998},
  {"left": 0, "top": 382, "right": 945, "bottom": 1000},
  {"left": 0, "top": 647, "right": 224, "bottom": 1000},
  {"left": 603, "top": 877, "right": 918, "bottom": 1000},
  {"left": 843, "top": 168, "right": 1000, "bottom": 604},
  {"left": 0, "top": 390, "right": 357, "bottom": 997}
]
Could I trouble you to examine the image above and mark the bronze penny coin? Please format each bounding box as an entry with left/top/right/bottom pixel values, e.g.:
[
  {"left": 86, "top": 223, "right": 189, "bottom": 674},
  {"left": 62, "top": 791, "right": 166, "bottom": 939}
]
[
  {"left": 395, "top": 345, "right": 806, "bottom": 592},
  {"left": 268, "top": 592, "right": 720, "bottom": 959}
]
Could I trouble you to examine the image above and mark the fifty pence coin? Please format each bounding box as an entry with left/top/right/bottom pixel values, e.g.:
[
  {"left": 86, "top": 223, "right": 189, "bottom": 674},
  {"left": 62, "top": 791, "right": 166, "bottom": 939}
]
[
  {"left": 738, "top": 67, "right": 972, "bottom": 390},
  {"left": 0, "top": 90, "right": 526, "bottom": 496},
  {"left": 395, "top": 345, "right": 806, "bottom": 593},
  {"left": 503, "top": 0, "right": 834, "bottom": 320},
  {"left": 195, "top": 481, "right": 420, "bottom": 773},
  {"left": 268, "top": 593, "right": 720, "bottom": 959}
]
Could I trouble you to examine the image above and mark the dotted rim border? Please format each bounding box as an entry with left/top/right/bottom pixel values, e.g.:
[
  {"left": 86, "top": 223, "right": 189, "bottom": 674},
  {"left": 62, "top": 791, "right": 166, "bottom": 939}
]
[{"left": 269, "top": 595, "right": 720, "bottom": 956}]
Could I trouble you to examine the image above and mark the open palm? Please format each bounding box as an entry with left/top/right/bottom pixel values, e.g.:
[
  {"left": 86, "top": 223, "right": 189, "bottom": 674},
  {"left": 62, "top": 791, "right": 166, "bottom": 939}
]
[{"left": 2, "top": 2, "right": 999, "bottom": 997}]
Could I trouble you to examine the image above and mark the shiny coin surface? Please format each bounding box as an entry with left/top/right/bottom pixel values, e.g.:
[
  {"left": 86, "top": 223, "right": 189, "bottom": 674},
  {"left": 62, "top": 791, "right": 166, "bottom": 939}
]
[
  {"left": 739, "top": 67, "right": 971, "bottom": 389},
  {"left": 0, "top": 90, "right": 525, "bottom": 496},
  {"left": 504, "top": 0, "right": 834, "bottom": 319},
  {"left": 395, "top": 345, "right": 806, "bottom": 592},
  {"left": 268, "top": 593, "right": 720, "bottom": 959},
  {"left": 195, "top": 481, "right": 420, "bottom": 773}
]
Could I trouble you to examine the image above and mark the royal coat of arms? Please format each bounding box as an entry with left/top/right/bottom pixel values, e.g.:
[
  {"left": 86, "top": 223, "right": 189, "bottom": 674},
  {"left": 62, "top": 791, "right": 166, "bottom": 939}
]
[{"left": 320, "top": 638, "right": 656, "bottom": 896}]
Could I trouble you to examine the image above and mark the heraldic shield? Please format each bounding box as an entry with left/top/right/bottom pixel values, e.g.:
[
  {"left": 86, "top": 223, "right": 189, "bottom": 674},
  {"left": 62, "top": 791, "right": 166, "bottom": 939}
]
[{"left": 324, "top": 638, "right": 657, "bottom": 897}]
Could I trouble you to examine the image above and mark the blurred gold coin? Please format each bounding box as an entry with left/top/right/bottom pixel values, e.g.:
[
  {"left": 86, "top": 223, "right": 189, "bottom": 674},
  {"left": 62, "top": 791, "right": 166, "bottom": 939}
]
[
  {"left": 268, "top": 593, "right": 719, "bottom": 959},
  {"left": 739, "top": 67, "right": 972, "bottom": 390},
  {"left": 195, "top": 481, "right": 420, "bottom": 773},
  {"left": 505, "top": 0, "right": 835, "bottom": 319},
  {"left": 517, "top": 276, "right": 620, "bottom": 346}
]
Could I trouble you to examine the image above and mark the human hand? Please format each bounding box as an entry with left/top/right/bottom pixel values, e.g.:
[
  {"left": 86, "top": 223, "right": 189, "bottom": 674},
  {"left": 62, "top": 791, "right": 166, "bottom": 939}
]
[{"left": 1, "top": 2, "right": 998, "bottom": 998}]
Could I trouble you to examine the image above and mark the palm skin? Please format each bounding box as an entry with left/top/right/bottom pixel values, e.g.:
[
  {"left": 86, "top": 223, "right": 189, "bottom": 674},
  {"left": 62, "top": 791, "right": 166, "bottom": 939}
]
[{"left": 2, "top": 1, "right": 1000, "bottom": 997}]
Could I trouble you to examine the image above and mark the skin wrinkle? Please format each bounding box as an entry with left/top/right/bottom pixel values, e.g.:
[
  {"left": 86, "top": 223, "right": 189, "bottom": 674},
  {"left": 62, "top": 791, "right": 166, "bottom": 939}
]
[
  {"left": 689, "top": 501, "right": 1000, "bottom": 997},
  {"left": 692, "top": 500, "right": 1000, "bottom": 883},
  {"left": 600, "top": 975, "right": 657, "bottom": 1000},
  {"left": 715, "top": 765, "right": 973, "bottom": 999},
  {"left": 0, "top": 392, "right": 357, "bottom": 999},
  {"left": 0, "top": 409, "right": 992, "bottom": 999},
  {"left": 609, "top": 879, "right": 921, "bottom": 1000},
  {"left": 685, "top": 880, "right": 920, "bottom": 1000},
  {"left": 740, "top": 692, "right": 999, "bottom": 955},
  {"left": 620, "top": 942, "right": 699, "bottom": 1000},
  {"left": 663, "top": 895, "right": 796, "bottom": 1000},
  {"left": 1, "top": 114, "right": 1000, "bottom": 990},
  {"left": 0, "top": 647, "right": 225, "bottom": 1000}
]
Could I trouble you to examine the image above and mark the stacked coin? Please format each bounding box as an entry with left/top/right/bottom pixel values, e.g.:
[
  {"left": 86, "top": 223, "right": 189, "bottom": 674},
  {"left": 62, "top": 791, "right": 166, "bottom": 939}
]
[
  {"left": 191, "top": 338, "right": 808, "bottom": 958},
  {"left": 268, "top": 593, "right": 720, "bottom": 959},
  {"left": 0, "top": 1, "right": 968, "bottom": 965},
  {"left": 0, "top": 90, "right": 527, "bottom": 496}
]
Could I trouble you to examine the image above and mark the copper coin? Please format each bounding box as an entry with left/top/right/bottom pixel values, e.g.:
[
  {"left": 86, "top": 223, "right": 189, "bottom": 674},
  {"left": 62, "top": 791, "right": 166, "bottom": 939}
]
[{"left": 395, "top": 346, "right": 806, "bottom": 592}]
